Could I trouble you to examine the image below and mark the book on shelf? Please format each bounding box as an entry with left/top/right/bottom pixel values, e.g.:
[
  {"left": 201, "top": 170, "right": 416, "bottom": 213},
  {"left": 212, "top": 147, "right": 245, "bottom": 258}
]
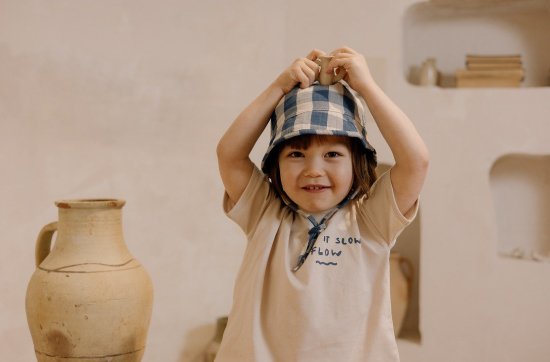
[
  {"left": 466, "top": 62, "right": 523, "bottom": 70},
  {"left": 456, "top": 53, "right": 525, "bottom": 88},
  {"left": 455, "top": 68, "right": 524, "bottom": 88},
  {"left": 456, "top": 77, "right": 522, "bottom": 88},
  {"left": 456, "top": 68, "right": 525, "bottom": 78},
  {"left": 465, "top": 54, "right": 522, "bottom": 64}
]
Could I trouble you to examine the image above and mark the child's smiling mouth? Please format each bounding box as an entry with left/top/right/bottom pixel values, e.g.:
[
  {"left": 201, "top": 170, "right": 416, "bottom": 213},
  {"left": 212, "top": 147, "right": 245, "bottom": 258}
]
[{"left": 302, "top": 184, "right": 330, "bottom": 192}]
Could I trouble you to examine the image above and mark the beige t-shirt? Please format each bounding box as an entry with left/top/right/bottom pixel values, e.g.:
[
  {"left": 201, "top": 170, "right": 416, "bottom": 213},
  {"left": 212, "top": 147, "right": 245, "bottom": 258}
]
[{"left": 216, "top": 166, "right": 418, "bottom": 362}]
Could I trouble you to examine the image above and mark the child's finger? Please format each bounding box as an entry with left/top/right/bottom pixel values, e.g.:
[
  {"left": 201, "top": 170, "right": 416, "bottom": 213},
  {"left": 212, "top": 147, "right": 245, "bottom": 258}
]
[
  {"left": 304, "top": 58, "right": 321, "bottom": 76},
  {"left": 306, "top": 48, "right": 326, "bottom": 61},
  {"left": 304, "top": 57, "right": 319, "bottom": 69},
  {"left": 289, "top": 63, "right": 310, "bottom": 88},
  {"left": 298, "top": 62, "right": 317, "bottom": 87},
  {"left": 330, "top": 46, "right": 356, "bottom": 56},
  {"left": 327, "top": 54, "right": 353, "bottom": 73}
]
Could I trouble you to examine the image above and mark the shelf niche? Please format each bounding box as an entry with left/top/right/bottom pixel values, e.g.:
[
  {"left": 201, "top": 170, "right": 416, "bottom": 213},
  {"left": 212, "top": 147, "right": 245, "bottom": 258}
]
[
  {"left": 403, "top": 1, "right": 550, "bottom": 87},
  {"left": 490, "top": 154, "right": 550, "bottom": 261},
  {"left": 378, "top": 164, "right": 422, "bottom": 343}
]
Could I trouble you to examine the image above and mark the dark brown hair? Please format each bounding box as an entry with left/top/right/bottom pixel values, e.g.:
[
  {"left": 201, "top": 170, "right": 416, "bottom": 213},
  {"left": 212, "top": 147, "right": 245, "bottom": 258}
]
[{"left": 264, "top": 135, "right": 377, "bottom": 203}]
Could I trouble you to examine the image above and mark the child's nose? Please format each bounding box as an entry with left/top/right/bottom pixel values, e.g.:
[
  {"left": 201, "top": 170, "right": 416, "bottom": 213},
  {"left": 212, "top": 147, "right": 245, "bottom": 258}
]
[{"left": 303, "top": 157, "right": 324, "bottom": 178}]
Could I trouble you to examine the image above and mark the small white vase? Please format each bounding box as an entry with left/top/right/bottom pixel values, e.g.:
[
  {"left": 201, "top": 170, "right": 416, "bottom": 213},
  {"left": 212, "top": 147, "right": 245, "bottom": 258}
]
[{"left": 419, "top": 58, "right": 438, "bottom": 87}]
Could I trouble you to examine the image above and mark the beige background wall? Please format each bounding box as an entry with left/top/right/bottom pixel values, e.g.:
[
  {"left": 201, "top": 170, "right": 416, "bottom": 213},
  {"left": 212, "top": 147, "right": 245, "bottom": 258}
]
[{"left": 1, "top": 0, "right": 549, "bottom": 361}]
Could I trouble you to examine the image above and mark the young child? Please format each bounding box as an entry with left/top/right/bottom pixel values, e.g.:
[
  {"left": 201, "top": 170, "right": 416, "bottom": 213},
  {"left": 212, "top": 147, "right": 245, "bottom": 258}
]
[{"left": 216, "top": 46, "right": 429, "bottom": 362}]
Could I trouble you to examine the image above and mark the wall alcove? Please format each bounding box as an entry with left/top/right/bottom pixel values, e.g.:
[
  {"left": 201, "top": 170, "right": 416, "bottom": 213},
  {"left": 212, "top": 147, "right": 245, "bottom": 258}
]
[
  {"left": 490, "top": 154, "right": 550, "bottom": 261},
  {"left": 403, "top": 0, "right": 550, "bottom": 87},
  {"left": 378, "top": 164, "right": 422, "bottom": 342}
]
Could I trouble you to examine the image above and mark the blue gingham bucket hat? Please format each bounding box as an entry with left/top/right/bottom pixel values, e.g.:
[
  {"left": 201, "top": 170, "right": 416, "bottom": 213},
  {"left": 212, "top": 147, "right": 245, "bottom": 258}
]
[{"left": 261, "top": 81, "right": 376, "bottom": 173}]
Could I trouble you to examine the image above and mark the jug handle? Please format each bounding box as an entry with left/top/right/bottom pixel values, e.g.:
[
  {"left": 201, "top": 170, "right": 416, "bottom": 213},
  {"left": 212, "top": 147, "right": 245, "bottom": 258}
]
[
  {"left": 35, "top": 222, "right": 58, "bottom": 267},
  {"left": 333, "top": 66, "right": 346, "bottom": 83}
]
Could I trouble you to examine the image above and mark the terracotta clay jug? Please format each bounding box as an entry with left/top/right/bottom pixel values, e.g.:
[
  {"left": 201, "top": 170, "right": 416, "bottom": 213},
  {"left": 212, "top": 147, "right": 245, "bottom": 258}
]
[
  {"left": 25, "top": 199, "right": 154, "bottom": 361},
  {"left": 389, "top": 252, "right": 413, "bottom": 337}
]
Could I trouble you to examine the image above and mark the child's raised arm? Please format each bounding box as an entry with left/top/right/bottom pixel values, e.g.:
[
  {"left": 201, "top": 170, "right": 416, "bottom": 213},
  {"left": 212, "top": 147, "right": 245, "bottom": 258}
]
[
  {"left": 327, "top": 46, "right": 430, "bottom": 217},
  {"left": 217, "top": 49, "right": 325, "bottom": 205}
]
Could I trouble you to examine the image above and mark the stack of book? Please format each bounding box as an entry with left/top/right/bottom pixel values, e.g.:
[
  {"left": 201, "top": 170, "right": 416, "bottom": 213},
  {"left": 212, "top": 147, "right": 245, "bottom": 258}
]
[{"left": 455, "top": 54, "right": 525, "bottom": 88}]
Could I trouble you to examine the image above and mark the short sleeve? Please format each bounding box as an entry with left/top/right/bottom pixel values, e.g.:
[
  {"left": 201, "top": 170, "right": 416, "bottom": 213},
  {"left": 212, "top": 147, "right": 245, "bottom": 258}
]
[
  {"left": 357, "top": 169, "right": 419, "bottom": 247},
  {"left": 222, "top": 165, "right": 278, "bottom": 237}
]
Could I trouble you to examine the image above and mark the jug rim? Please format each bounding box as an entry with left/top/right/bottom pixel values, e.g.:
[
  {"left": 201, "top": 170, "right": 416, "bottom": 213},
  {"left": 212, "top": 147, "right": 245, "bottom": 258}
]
[{"left": 55, "top": 199, "right": 125, "bottom": 209}]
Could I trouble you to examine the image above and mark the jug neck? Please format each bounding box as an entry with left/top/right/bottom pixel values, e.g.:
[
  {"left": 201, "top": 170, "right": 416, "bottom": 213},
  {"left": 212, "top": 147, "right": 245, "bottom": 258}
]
[{"left": 52, "top": 199, "right": 132, "bottom": 263}]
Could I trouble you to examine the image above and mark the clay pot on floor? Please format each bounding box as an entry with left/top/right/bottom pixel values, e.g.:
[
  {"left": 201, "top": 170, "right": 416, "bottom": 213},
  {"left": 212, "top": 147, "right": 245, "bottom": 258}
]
[
  {"left": 26, "top": 199, "right": 153, "bottom": 361},
  {"left": 390, "top": 252, "right": 413, "bottom": 337}
]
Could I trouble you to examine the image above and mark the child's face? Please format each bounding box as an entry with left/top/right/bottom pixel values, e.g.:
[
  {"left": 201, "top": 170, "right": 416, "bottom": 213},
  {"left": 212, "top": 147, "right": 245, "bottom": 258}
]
[{"left": 278, "top": 136, "right": 354, "bottom": 214}]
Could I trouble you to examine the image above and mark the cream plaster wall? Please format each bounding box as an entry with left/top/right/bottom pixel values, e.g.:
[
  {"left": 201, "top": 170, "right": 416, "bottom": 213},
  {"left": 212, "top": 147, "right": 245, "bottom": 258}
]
[{"left": 1, "top": 0, "right": 549, "bottom": 361}]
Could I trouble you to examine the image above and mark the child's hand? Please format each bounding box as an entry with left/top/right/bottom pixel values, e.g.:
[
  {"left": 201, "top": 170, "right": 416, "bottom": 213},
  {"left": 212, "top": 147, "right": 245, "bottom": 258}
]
[
  {"left": 274, "top": 49, "right": 326, "bottom": 94},
  {"left": 327, "top": 46, "right": 375, "bottom": 92}
]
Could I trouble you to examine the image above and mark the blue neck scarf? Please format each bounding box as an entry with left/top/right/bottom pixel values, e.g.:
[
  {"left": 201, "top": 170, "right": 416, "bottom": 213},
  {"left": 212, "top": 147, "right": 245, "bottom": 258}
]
[{"left": 283, "top": 190, "right": 359, "bottom": 272}]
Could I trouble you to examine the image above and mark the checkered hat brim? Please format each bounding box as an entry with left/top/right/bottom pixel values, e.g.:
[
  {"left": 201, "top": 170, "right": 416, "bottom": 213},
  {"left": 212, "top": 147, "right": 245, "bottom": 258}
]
[{"left": 261, "top": 82, "right": 376, "bottom": 173}]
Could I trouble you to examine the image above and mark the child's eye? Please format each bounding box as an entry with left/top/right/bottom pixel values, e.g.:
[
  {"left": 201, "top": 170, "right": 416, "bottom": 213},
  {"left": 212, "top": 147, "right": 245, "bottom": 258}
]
[
  {"left": 325, "top": 151, "right": 342, "bottom": 158},
  {"left": 288, "top": 151, "right": 304, "bottom": 158}
]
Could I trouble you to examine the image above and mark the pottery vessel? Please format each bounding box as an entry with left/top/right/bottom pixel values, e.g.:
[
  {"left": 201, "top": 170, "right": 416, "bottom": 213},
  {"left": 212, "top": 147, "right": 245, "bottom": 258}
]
[
  {"left": 418, "top": 57, "right": 438, "bottom": 86},
  {"left": 316, "top": 55, "right": 346, "bottom": 85},
  {"left": 389, "top": 252, "right": 413, "bottom": 336},
  {"left": 26, "top": 199, "right": 153, "bottom": 361}
]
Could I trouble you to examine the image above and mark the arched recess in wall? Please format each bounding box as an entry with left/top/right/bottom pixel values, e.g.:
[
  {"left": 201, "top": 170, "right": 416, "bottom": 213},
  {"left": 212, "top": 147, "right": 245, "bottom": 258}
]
[
  {"left": 377, "top": 164, "right": 422, "bottom": 342},
  {"left": 490, "top": 154, "right": 550, "bottom": 261},
  {"left": 403, "top": 0, "right": 550, "bottom": 87}
]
